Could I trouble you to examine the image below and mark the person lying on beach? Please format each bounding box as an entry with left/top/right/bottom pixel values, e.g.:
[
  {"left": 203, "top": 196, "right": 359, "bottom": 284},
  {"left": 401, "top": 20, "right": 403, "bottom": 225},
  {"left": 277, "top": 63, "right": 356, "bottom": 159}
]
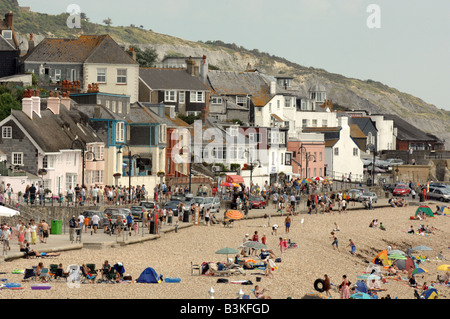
[{"left": 254, "top": 285, "right": 272, "bottom": 299}]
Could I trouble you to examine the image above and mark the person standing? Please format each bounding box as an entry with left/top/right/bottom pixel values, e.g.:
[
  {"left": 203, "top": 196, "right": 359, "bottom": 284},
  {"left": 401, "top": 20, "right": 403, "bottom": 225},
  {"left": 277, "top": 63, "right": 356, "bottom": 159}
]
[
  {"left": 69, "top": 216, "right": 77, "bottom": 242},
  {"left": 25, "top": 225, "right": 31, "bottom": 243},
  {"left": 348, "top": 239, "right": 356, "bottom": 255},
  {"left": 284, "top": 215, "right": 291, "bottom": 233},
  {"left": 339, "top": 275, "right": 351, "bottom": 299},
  {"left": 91, "top": 213, "right": 100, "bottom": 234},
  {"left": 30, "top": 220, "right": 37, "bottom": 245},
  {"left": 41, "top": 220, "right": 49, "bottom": 243},
  {"left": 324, "top": 274, "right": 332, "bottom": 297},
  {"left": 77, "top": 213, "right": 85, "bottom": 233}
]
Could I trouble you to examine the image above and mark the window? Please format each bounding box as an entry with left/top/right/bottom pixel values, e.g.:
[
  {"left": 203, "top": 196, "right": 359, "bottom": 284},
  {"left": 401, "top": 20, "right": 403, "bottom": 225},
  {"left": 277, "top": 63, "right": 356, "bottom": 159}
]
[
  {"left": 112, "top": 101, "right": 116, "bottom": 113},
  {"left": 159, "top": 124, "right": 166, "bottom": 143},
  {"left": 211, "top": 97, "right": 222, "bottom": 104},
  {"left": 249, "top": 133, "right": 261, "bottom": 143},
  {"left": 2, "top": 126, "right": 12, "bottom": 138},
  {"left": 105, "top": 100, "right": 110, "bottom": 109},
  {"left": 277, "top": 100, "right": 280, "bottom": 109},
  {"left": 118, "top": 101, "right": 123, "bottom": 113},
  {"left": 312, "top": 119, "right": 318, "bottom": 127},
  {"left": 12, "top": 152, "right": 23, "bottom": 165},
  {"left": 322, "top": 119, "right": 328, "bottom": 127},
  {"left": 66, "top": 173, "right": 77, "bottom": 190},
  {"left": 92, "top": 170, "right": 103, "bottom": 184},
  {"left": 117, "top": 69, "right": 127, "bottom": 84},
  {"left": 54, "top": 69, "right": 61, "bottom": 82},
  {"left": 334, "top": 148, "right": 339, "bottom": 156},
  {"left": 229, "top": 127, "right": 238, "bottom": 137},
  {"left": 116, "top": 122, "right": 125, "bottom": 142},
  {"left": 353, "top": 148, "right": 359, "bottom": 156},
  {"left": 165, "top": 90, "right": 177, "bottom": 102},
  {"left": 70, "top": 69, "right": 77, "bottom": 81},
  {"left": 285, "top": 153, "right": 292, "bottom": 165},
  {"left": 284, "top": 97, "right": 291, "bottom": 108},
  {"left": 236, "top": 96, "right": 246, "bottom": 106},
  {"left": 2, "top": 30, "right": 12, "bottom": 39},
  {"left": 302, "top": 119, "right": 308, "bottom": 127},
  {"left": 179, "top": 91, "right": 185, "bottom": 103},
  {"left": 97, "top": 68, "right": 106, "bottom": 83},
  {"left": 280, "top": 153, "right": 284, "bottom": 165},
  {"left": 190, "top": 91, "right": 205, "bottom": 103}
]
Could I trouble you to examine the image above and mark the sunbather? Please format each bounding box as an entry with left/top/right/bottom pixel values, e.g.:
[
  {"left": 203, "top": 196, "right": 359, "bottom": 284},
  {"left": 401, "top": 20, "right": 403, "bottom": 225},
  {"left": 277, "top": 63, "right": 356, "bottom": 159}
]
[{"left": 254, "top": 285, "right": 272, "bottom": 299}]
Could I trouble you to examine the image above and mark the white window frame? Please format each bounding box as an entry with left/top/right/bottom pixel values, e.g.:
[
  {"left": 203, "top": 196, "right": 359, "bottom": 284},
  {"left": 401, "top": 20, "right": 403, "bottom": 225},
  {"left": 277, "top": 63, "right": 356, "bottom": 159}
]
[
  {"left": 211, "top": 97, "right": 223, "bottom": 105},
  {"left": 190, "top": 91, "right": 205, "bottom": 103},
  {"left": 54, "top": 69, "right": 61, "bottom": 82},
  {"left": 2, "top": 30, "right": 12, "bottom": 40},
  {"left": 179, "top": 91, "right": 185, "bottom": 103},
  {"left": 165, "top": 90, "right": 177, "bottom": 102},
  {"left": 97, "top": 68, "right": 107, "bottom": 83},
  {"left": 236, "top": 96, "right": 246, "bottom": 106},
  {"left": 116, "top": 122, "right": 125, "bottom": 142},
  {"left": 118, "top": 101, "right": 123, "bottom": 113},
  {"left": 159, "top": 124, "right": 167, "bottom": 143},
  {"left": 12, "top": 152, "right": 23, "bottom": 165},
  {"left": 353, "top": 148, "right": 359, "bottom": 156},
  {"left": 2, "top": 126, "right": 12, "bottom": 139},
  {"left": 117, "top": 69, "right": 127, "bottom": 84},
  {"left": 334, "top": 147, "right": 339, "bottom": 156}
]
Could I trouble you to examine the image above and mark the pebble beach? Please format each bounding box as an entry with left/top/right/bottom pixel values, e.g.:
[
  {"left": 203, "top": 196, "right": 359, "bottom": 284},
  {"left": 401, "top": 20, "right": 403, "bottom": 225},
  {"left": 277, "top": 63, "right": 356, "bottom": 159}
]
[{"left": 0, "top": 204, "right": 449, "bottom": 299}]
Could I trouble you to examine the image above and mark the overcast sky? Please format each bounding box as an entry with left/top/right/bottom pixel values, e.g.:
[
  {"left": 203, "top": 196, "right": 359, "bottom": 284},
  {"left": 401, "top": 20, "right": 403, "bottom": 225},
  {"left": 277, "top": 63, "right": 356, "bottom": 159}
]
[{"left": 19, "top": 0, "right": 450, "bottom": 110}]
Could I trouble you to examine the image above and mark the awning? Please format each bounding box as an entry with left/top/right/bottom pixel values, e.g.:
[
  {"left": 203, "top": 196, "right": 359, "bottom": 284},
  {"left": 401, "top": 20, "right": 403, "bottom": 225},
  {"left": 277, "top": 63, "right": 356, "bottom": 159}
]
[{"left": 226, "top": 174, "right": 244, "bottom": 184}]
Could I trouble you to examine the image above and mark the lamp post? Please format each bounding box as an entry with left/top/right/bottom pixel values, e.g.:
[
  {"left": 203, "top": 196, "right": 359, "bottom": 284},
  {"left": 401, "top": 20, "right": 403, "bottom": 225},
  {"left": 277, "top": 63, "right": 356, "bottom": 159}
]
[
  {"left": 297, "top": 145, "right": 316, "bottom": 179},
  {"left": 244, "top": 149, "right": 262, "bottom": 189},
  {"left": 368, "top": 143, "right": 377, "bottom": 186},
  {"left": 117, "top": 143, "right": 131, "bottom": 203},
  {"left": 71, "top": 139, "right": 92, "bottom": 189}
]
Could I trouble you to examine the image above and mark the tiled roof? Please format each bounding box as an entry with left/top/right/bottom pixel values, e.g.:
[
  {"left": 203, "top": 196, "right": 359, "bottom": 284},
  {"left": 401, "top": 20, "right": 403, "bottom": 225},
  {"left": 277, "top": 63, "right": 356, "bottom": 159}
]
[
  {"left": 11, "top": 105, "right": 102, "bottom": 153},
  {"left": 382, "top": 114, "right": 439, "bottom": 142},
  {"left": 24, "top": 35, "right": 137, "bottom": 65},
  {"left": 349, "top": 124, "right": 366, "bottom": 139},
  {"left": 139, "top": 68, "right": 210, "bottom": 91}
]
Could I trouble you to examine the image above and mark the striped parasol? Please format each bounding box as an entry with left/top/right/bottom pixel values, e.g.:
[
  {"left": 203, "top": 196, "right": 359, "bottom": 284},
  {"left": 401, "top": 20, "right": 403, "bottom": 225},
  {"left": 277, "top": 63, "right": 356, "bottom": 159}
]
[{"left": 225, "top": 210, "right": 243, "bottom": 220}]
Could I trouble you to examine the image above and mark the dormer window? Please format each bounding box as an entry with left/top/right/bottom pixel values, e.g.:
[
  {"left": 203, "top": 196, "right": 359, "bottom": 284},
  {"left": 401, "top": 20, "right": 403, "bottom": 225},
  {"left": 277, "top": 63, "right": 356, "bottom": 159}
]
[
  {"left": 2, "top": 30, "right": 12, "bottom": 40},
  {"left": 236, "top": 96, "right": 246, "bottom": 107}
]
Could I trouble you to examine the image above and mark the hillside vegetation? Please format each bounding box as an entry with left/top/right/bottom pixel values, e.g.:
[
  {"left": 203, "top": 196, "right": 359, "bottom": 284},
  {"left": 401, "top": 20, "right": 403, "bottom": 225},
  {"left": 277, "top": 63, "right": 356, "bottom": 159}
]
[{"left": 3, "top": 0, "right": 450, "bottom": 147}]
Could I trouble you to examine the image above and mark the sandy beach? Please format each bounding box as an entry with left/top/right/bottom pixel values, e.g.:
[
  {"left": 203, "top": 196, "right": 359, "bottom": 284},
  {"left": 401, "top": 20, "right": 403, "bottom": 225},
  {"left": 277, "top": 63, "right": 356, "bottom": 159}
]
[{"left": 0, "top": 204, "right": 449, "bottom": 299}]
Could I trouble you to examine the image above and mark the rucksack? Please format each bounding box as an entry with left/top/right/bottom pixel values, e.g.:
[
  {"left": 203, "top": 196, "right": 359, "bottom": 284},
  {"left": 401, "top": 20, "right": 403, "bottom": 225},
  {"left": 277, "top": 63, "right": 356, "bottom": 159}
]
[{"left": 69, "top": 219, "right": 76, "bottom": 228}]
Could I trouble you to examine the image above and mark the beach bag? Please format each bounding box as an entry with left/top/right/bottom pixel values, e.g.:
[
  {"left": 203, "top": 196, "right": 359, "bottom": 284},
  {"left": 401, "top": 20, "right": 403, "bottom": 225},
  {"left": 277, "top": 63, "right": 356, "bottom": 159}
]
[{"left": 217, "top": 278, "right": 228, "bottom": 284}]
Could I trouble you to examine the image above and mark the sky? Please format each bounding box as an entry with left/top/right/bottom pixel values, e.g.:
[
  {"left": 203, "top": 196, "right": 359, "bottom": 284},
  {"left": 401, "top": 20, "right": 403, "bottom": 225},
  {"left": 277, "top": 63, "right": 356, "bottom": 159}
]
[{"left": 18, "top": 0, "right": 450, "bottom": 110}]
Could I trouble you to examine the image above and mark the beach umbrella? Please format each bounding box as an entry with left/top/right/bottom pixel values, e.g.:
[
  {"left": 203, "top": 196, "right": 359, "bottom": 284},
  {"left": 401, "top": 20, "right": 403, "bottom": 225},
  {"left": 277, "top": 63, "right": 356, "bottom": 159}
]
[
  {"left": 300, "top": 179, "right": 310, "bottom": 184},
  {"left": 314, "top": 176, "right": 323, "bottom": 181},
  {"left": 220, "top": 182, "right": 234, "bottom": 187},
  {"left": 242, "top": 241, "right": 268, "bottom": 250},
  {"left": 225, "top": 210, "right": 243, "bottom": 220},
  {"left": 410, "top": 268, "right": 428, "bottom": 276},
  {"left": 350, "top": 292, "right": 372, "bottom": 299},
  {"left": 437, "top": 264, "right": 450, "bottom": 272},
  {"left": 412, "top": 245, "right": 432, "bottom": 252},
  {"left": 388, "top": 254, "right": 407, "bottom": 260},
  {"left": 388, "top": 250, "right": 407, "bottom": 256},
  {"left": 0, "top": 205, "right": 20, "bottom": 217},
  {"left": 215, "top": 247, "right": 239, "bottom": 261}
]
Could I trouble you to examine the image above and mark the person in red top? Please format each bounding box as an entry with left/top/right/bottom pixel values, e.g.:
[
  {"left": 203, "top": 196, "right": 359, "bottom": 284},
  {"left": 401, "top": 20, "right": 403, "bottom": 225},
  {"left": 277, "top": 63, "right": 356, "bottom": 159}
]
[
  {"left": 261, "top": 234, "right": 267, "bottom": 245},
  {"left": 252, "top": 231, "right": 259, "bottom": 242}
]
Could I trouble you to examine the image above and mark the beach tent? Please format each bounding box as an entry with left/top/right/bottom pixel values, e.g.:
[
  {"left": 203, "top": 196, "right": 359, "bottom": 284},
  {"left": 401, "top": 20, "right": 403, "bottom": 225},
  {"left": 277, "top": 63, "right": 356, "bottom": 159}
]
[
  {"left": 136, "top": 267, "right": 162, "bottom": 283},
  {"left": 420, "top": 288, "right": 439, "bottom": 299},
  {"left": 355, "top": 280, "right": 368, "bottom": 294},
  {"left": 372, "top": 250, "right": 392, "bottom": 267},
  {"left": 394, "top": 256, "right": 415, "bottom": 272},
  {"left": 440, "top": 206, "right": 450, "bottom": 216},
  {"left": 415, "top": 206, "right": 434, "bottom": 217}
]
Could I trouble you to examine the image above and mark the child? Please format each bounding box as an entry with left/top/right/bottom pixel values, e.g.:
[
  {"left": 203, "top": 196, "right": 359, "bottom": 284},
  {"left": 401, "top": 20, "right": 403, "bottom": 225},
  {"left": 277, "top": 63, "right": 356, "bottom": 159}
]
[
  {"left": 174, "top": 220, "right": 179, "bottom": 233},
  {"left": 348, "top": 239, "right": 356, "bottom": 255},
  {"left": 279, "top": 237, "right": 284, "bottom": 254}
]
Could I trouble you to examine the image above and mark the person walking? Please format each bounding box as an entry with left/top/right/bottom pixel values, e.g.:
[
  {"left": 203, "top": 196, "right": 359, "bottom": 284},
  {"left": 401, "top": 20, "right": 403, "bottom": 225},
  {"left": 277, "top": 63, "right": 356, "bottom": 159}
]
[
  {"left": 284, "top": 215, "right": 291, "bottom": 233},
  {"left": 348, "top": 239, "right": 356, "bottom": 255},
  {"left": 331, "top": 231, "right": 339, "bottom": 252}
]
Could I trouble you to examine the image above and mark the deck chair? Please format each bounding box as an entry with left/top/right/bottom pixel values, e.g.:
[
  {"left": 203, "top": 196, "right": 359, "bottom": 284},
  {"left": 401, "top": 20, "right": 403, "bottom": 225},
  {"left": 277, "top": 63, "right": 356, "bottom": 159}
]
[
  {"left": 23, "top": 268, "right": 36, "bottom": 281},
  {"left": 113, "top": 263, "right": 125, "bottom": 281},
  {"left": 86, "top": 264, "right": 98, "bottom": 275},
  {"left": 81, "top": 265, "right": 96, "bottom": 283},
  {"left": 39, "top": 268, "right": 51, "bottom": 282},
  {"left": 104, "top": 267, "right": 117, "bottom": 282},
  {"left": 191, "top": 262, "right": 201, "bottom": 276},
  {"left": 67, "top": 264, "right": 81, "bottom": 287},
  {"left": 49, "top": 264, "right": 58, "bottom": 278}
]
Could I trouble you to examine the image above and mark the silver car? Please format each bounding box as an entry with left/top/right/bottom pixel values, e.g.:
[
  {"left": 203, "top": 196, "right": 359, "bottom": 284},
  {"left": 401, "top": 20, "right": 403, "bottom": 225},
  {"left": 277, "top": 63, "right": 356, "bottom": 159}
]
[
  {"left": 358, "top": 192, "right": 378, "bottom": 203},
  {"left": 428, "top": 188, "right": 450, "bottom": 202},
  {"left": 205, "top": 197, "right": 220, "bottom": 213},
  {"left": 193, "top": 197, "right": 212, "bottom": 212}
]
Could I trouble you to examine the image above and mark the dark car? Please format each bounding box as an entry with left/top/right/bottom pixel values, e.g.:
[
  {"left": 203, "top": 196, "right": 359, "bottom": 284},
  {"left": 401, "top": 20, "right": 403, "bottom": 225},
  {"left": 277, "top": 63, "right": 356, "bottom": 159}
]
[
  {"left": 163, "top": 201, "right": 182, "bottom": 216},
  {"left": 249, "top": 195, "right": 266, "bottom": 209},
  {"left": 130, "top": 206, "right": 146, "bottom": 221}
]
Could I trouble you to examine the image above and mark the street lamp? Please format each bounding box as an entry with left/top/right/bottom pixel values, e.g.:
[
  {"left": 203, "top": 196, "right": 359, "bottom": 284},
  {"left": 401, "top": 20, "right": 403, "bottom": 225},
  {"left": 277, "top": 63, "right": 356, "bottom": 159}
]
[
  {"left": 297, "top": 145, "right": 316, "bottom": 179},
  {"left": 117, "top": 143, "right": 131, "bottom": 203},
  {"left": 244, "top": 149, "right": 261, "bottom": 189},
  {"left": 71, "top": 139, "right": 97, "bottom": 189}
]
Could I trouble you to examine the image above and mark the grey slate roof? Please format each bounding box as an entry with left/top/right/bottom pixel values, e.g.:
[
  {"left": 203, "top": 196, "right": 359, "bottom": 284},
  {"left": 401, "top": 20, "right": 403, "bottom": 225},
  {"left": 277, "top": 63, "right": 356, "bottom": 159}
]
[
  {"left": 11, "top": 105, "right": 103, "bottom": 153},
  {"left": 139, "top": 68, "right": 210, "bottom": 91},
  {"left": 382, "top": 114, "right": 439, "bottom": 142}
]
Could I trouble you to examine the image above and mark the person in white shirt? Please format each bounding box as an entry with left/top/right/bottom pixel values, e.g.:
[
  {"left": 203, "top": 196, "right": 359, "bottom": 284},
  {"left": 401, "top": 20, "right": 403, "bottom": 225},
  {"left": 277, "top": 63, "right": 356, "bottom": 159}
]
[
  {"left": 78, "top": 214, "right": 85, "bottom": 232},
  {"left": 91, "top": 186, "right": 98, "bottom": 205},
  {"left": 91, "top": 214, "right": 100, "bottom": 233}
]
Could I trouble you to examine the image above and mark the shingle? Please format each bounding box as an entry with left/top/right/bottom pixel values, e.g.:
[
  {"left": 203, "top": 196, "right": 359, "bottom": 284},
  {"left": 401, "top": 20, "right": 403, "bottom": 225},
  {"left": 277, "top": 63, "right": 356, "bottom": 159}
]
[{"left": 139, "top": 68, "right": 209, "bottom": 91}]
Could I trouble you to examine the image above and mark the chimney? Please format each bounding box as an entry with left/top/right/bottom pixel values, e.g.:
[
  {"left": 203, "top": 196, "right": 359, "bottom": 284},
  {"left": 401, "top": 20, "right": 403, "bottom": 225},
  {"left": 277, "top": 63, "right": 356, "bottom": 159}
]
[
  {"left": 201, "top": 107, "right": 209, "bottom": 124},
  {"left": 4, "top": 12, "right": 13, "bottom": 28},
  {"left": 60, "top": 92, "right": 71, "bottom": 110},
  {"left": 128, "top": 47, "right": 136, "bottom": 61},
  {"left": 200, "top": 55, "right": 208, "bottom": 83},
  {"left": 31, "top": 90, "right": 41, "bottom": 118},
  {"left": 22, "top": 90, "right": 33, "bottom": 119},
  {"left": 269, "top": 81, "right": 276, "bottom": 95},
  {"left": 186, "top": 57, "right": 199, "bottom": 77},
  {"left": 28, "top": 33, "right": 35, "bottom": 53},
  {"left": 47, "top": 91, "right": 60, "bottom": 115}
]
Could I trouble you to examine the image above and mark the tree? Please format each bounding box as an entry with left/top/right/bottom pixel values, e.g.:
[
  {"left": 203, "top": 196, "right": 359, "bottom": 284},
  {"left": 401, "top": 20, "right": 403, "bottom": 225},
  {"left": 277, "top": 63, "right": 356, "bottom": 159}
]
[
  {"left": 103, "top": 17, "right": 112, "bottom": 27},
  {"left": 134, "top": 47, "right": 158, "bottom": 67},
  {"left": 0, "top": 92, "right": 21, "bottom": 121}
]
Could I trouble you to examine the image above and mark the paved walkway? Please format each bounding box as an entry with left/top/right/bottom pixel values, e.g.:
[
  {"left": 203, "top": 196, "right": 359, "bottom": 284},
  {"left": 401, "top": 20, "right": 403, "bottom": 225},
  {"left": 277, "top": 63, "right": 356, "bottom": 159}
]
[{"left": 1, "top": 196, "right": 434, "bottom": 263}]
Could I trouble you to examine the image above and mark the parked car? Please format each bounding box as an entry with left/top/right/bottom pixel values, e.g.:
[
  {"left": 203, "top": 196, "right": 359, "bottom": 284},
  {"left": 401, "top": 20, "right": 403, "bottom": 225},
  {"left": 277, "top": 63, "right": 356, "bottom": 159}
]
[
  {"left": 193, "top": 196, "right": 212, "bottom": 212},
  {"left": 384, "top": 158, "right": 404, "bottom": 167},
  {"left": 163, "top": 201, "right": 183, "bottom": 216},
  {"left": 358, "top": 192, "right": 378, "bottom": 203},
  {"left": 348, "top": 189, "right": 364, "bottom": 201},
  {"left": 130, "top": 206, "right": 147, "bottom": 221},
  {"left": 109, "top": 213, "right": 127, "bottom": 227},
  {"left": 249, "top": 195, "right": 266, "bottom": 209},
  {"left": 393, "top": 184, "right": 411, "bottom": 196},
  {"left": 81, "top": 210, "right": 103, "bottom": 227},
  {"left": 139, "top": 201, "right": 160, "bottom": 212},
  {"left": 205, "top": 197, "right": 221, "bottom": 213},
  {"left": 383, "top": 183, "right": 397, "bottom": 193},
  {"left": 428, "top": 188, "right": 450, "bottom": 202}
]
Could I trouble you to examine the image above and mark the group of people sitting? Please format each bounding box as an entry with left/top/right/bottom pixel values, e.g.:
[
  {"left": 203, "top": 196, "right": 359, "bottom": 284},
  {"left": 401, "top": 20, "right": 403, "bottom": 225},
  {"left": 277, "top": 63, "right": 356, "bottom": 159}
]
[
  {"left": 388, "top": 197, "right": 407, "bottom": 207},
  {"left": 369, "top": 219, "right": 386, "bottom": 231}
]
